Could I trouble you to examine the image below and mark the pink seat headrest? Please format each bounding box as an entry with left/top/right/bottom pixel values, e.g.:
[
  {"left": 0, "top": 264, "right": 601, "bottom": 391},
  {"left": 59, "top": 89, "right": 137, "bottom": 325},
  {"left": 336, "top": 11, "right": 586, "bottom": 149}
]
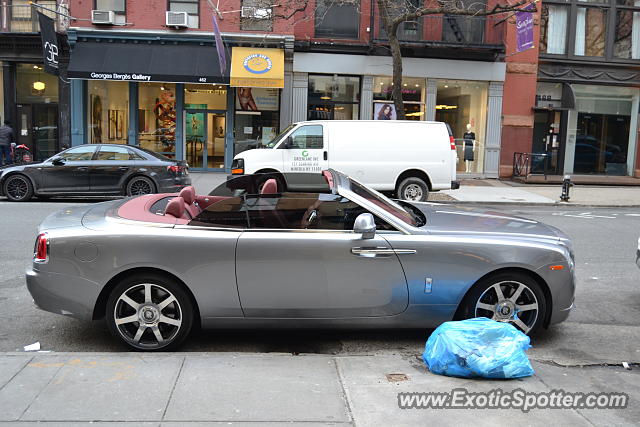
[
  {"left": 165, "top": 196, "right": 185, "bottom": 218},
  {"left": 179, "top": 186, "right": 195, "bottom": 205},
  {"left": 261, "top": 179, "right": 278, "bottom": 194}
]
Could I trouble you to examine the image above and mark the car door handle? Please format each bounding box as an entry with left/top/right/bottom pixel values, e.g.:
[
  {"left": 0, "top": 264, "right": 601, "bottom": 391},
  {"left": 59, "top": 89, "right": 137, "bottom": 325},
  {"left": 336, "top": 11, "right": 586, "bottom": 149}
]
[
  {"left": 119, "top": 167, "right": 129, "bottom": 170},
  {"left": 351, "top": 247, "right": 416, "bottom": 257},
  {"left": 76, "top": 167, "right": 88, "bottom": 171},
  {"left": 323, "top": 151, "right": 328, "bottom": 161}
]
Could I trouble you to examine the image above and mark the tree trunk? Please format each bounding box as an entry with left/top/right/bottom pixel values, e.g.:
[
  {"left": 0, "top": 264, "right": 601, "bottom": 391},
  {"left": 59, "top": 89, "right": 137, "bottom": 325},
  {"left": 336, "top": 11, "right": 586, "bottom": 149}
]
[{"left": 378, "top": 0, "right": 405, "bottom": 120}]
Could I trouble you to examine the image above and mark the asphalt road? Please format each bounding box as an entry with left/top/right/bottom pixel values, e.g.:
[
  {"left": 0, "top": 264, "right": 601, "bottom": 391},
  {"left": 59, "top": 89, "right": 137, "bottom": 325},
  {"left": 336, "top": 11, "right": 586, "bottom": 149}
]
[{"left": 0, "top": 199, "right": 639, "bottom": 365}]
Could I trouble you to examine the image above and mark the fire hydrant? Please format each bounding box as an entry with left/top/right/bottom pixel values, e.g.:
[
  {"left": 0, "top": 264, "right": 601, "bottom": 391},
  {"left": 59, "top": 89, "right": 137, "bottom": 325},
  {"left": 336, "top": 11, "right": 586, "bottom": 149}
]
[{"left": 560, "top": 175, "right": 572, "bottom": 202}]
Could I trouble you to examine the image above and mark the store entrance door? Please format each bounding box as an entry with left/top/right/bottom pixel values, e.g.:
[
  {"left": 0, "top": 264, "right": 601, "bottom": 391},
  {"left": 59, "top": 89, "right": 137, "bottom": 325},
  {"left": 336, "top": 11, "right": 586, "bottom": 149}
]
[
  {"left": 185, "top": 109, "right": 226, "bottom": 171},
  {"left": 532, "top": 109, "right": 565, "bottom": 175},
  {"left": 16, "top": 103, "right": 59, "bottom": 162}
]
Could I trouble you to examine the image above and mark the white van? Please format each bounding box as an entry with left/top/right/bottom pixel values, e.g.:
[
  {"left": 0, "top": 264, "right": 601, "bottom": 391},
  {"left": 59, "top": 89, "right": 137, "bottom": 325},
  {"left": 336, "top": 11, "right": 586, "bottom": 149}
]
[{"left": 231, "top": 120, "right": 459, "bottom": 201}]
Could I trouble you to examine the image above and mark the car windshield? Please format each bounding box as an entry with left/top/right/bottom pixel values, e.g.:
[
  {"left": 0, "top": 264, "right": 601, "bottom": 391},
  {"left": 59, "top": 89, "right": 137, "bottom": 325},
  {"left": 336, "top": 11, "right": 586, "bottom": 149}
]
[
  {"left": 347, "top": 177, "right": 422, "bottom": 227},
  {"left": 264, "top": 124, "right": 296, "bottom": 148}
]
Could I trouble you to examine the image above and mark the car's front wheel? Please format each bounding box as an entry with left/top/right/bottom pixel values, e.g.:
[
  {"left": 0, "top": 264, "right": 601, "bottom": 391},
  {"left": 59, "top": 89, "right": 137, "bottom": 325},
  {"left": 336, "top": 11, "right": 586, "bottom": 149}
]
[
  {"left": 106, "top": 273, "right": 194, "bottom": 351},
  {"left": 3, "top": 174, "right": 34, "bottom": 202},
  {"left": 126, "top": 176, "right": 156, "bottom": 196},
  {"left": 460, "top": 272, "right": 547, "bottom": 335}
]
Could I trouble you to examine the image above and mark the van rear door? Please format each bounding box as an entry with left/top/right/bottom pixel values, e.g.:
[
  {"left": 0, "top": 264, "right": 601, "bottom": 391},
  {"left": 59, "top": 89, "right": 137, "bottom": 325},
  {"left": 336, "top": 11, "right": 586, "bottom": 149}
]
[{"left": 281, "top": 124, "right": 329, "bottom": 187}]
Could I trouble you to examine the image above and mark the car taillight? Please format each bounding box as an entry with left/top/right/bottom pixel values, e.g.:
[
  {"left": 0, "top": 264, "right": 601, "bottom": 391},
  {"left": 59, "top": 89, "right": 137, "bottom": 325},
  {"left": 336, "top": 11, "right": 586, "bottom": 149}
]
[
  {"left": 450, "top": 135, "right": 456, "bottom": 150},
  {"left": 168, "top": 165, "right": 184, "bottom": 174},
  {"left": 34, "top": 233, "right": 49, "bottom": 263}
]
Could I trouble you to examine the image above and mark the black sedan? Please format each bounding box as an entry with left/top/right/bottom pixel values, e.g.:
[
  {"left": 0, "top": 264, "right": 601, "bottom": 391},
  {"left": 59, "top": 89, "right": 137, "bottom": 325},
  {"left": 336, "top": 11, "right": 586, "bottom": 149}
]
[{"left": 0, "top": 144, "right": 190, "bottom": 202}]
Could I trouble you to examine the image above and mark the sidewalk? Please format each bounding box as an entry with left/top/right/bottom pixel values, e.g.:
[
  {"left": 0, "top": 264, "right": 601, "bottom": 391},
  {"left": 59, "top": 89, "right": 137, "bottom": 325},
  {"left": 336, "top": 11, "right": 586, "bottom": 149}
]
[
  {"left": 0, "top": 352, "right": 636, "bottom": 425},
  {"left": 444, "top": 179, "right": 640, "bottom": 206}
]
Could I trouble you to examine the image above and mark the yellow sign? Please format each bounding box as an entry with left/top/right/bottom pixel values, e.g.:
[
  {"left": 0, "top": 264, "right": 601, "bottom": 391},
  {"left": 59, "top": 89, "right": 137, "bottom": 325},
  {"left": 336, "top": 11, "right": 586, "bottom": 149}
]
[{"left": 230, "top": 47, "right": 284, "bottom": 88}]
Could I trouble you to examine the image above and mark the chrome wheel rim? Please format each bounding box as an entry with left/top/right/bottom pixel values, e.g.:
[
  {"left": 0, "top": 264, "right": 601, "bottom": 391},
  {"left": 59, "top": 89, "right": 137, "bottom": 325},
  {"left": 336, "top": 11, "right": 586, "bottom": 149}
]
[
  {"left": 6, "top": 177, "right": 28, "bottom": 200},
  {"left": 403, "top": 184, "right": 423, "bottom": 201},
  {"left": 130, "top": 179, "right": 152, "bottom": 195},
  {"left": 474, "top": 280, "right": 539, "bottom": 334},
  {"left": 114, "top": 283, "right": 182, "bottom": 349}
]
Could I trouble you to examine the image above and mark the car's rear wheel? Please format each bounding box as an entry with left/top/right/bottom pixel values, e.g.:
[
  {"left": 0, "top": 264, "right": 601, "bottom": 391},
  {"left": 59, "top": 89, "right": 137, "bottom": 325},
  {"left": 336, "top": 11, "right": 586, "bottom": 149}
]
[
  {"left": 3, "top": 175, "right": 34, "bottom": 202},
  {"left": 106, "top": 273, "right": 194, "bottom": 351},
  {"left": 126, "top": 176, "right": 156, "bottom": 196},
  {"left": 460, "top": 272, "right": 547, "bottom": 335},
  {"left": 397, "top": 177, "right": 429, "bottom": 202}
]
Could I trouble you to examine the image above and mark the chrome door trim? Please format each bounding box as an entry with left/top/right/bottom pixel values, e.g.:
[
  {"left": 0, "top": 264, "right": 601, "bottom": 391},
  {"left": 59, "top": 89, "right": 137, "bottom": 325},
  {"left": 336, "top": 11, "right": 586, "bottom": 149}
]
[{"left": 351, "top": 247, "right": 416, "bottom": 256}]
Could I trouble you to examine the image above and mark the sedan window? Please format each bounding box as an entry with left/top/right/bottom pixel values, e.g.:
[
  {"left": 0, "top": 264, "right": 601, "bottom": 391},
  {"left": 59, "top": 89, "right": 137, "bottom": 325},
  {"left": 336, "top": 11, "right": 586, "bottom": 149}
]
[
  {"left": 57, "top": 146, "right": 96, "bottom": 161},
  {"left": 96, "top": 145, "right": 131, "bottom": 161}
]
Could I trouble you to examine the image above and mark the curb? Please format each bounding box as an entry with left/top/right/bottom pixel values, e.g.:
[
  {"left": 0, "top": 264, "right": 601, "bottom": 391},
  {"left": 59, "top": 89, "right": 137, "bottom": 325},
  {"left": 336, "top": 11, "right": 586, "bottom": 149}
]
[{"left": 437, "top": 200, "right": 640, "bottom": 208}]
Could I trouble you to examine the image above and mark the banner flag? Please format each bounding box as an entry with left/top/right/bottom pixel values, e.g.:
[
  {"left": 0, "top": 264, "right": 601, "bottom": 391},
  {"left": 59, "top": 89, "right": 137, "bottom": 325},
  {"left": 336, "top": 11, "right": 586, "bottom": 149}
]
[{"left": 37, "top": 12, "right": 59, "bottom": 75}]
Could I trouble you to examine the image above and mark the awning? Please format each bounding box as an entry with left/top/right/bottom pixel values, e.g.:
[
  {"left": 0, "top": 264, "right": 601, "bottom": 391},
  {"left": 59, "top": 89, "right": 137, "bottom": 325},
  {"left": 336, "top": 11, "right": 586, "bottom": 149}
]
[
  {"left": 68, "top": 41, "right": 229, "bottom": 84},
  {"left": 230, "top": 47, "right": 284, "bottom": 88}
]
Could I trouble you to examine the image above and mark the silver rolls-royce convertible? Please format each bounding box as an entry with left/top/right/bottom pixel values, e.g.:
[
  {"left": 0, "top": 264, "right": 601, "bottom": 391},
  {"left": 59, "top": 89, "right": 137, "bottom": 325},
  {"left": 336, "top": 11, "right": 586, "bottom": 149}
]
[{"left": 26, "top": 170, "right": 575, "bottom": 351}]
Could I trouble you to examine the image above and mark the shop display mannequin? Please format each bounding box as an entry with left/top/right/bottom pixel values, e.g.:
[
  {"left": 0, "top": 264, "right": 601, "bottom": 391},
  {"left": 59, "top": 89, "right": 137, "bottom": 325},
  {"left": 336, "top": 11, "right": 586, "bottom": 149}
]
[{"left": 462, "top": 124, "right": 476, "bottom": 173}]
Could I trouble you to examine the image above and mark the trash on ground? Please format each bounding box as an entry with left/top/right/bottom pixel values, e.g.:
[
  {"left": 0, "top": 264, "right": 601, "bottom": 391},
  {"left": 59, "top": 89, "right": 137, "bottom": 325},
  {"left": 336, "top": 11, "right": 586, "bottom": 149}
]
[
  {"left": 422, "top": 317, "right": 534, "bottom": 379},
  {"left": 385, "top": 373, "right": 409, "bottom": 382},
  {"left": 24, "top": 342, "right": 41, "bottom": 352},
  {"left": 622, "top": 362, "right": 631, "bottom": 370}
]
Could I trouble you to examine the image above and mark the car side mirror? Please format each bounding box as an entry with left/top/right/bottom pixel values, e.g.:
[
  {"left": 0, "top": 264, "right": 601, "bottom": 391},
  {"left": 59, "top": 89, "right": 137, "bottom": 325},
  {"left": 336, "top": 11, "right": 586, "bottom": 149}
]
[
  {"left": 354, "top": 213, "right": 376, "bottom": 239},
  {"left": 284, "top": 137, "right": 293, "bottom": 149},
  {"left": 51, "top": 157, "right": 65, "bottom": 166}
]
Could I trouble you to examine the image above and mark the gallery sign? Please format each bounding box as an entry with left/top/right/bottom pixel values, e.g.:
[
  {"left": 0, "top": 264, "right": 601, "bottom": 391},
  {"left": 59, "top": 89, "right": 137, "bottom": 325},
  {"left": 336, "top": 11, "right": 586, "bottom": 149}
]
[
  {"left": 230, "top": 47, "right": 284, "bottom": 88},
  {"left": 37, "top": 12, "right": 59, "bottom": 76}
]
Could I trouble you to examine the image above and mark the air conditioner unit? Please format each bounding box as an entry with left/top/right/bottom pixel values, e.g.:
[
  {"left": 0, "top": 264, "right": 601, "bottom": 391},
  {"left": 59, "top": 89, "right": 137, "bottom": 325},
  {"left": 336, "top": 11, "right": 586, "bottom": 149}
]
[
  {"left": 241, "top": 6, "right": 272, "bottom": 19},
  {"left": 91, "top": 10, "right": 115, "bottom": 25},
  {"left": 166, "top": 11, "right": 188, "bottom": 28}
]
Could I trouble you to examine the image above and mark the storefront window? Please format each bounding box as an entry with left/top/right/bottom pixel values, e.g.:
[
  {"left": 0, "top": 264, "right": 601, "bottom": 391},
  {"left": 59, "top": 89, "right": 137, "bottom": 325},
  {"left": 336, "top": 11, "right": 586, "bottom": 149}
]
[
  {"left": 233, "top": 87, "right": 280, "bottom": 155},
  {"left": 435, "top": 80, "right": 488, "bottom": 174},
  {"left": 16, "top": 64, "right": 58, "bottom": 103},
  {"left": 573, "top": 84, "right": 634, "bottom": 175},
  {"left": 184, "top": 84, "right": 227, "bottom": 109},
  {"left": 87, "top": 80, "right": 128, "bottom": 145},
  {"left": 372, "top": 77, "right": 425, "bottom": 120},
  {"left": 308, "top": 75, "right": 360, "bottom": 120},
  {"left": 138, "top": 82, "right": 176, "bottom": 157}
]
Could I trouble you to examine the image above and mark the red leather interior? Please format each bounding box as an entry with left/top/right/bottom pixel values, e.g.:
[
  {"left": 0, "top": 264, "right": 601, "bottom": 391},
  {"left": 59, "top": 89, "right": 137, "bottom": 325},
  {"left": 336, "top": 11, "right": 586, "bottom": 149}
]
[
  {"left": 195, "top": 195, "right": 230, "bottom": 209},
  {"left": 117, "top": 194, "right": 178, "bottom": 224},
  {"left": 179, "top": 186, "right": 195, "bottom": 205},
  {"left": 165, "top": 196, "right": 187, "bottom": 219},
  {"left": 261, "top": 179, "right": 278, "bottom": 194}
]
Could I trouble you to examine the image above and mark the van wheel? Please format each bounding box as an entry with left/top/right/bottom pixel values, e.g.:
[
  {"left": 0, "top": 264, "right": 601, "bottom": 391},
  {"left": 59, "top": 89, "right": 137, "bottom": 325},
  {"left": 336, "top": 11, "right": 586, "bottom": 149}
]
[{"left": 397, "top": 177, "right": 429, "bottom": 202}]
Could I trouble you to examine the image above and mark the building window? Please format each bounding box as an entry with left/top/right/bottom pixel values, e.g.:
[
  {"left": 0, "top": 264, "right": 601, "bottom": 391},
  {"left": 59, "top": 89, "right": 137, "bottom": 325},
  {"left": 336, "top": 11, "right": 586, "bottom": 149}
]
[
  {"left": 372, "top": 77, "right": 425, "bottom": 120},
  {"left": 240, "top": 0, "right": 273, "bottom": 31},
  {"left": 307, "top": 75, "right": 360, "bottom": 120},
  {"left": 233, "top": 87, "right": 280, "bottom": 155},
  {"left": 541, "top": 0, "right": 640, "bottom": 61},
  {"left": 315, "top": 0, "right": 360, "bottom": 39},
  {"left": 95, "top": 0, "right": 126, "bottom": 25},
  {"left": 614, "top": 0, "right": 640, "bottom": 59},
  {"left": 540, "top": 4, "right": 569, "bottom": 54},
  {"left": 168, "top": 0, "right": 199, "bottom": 28},
  {"left": 87, "top": 81, "right": 129, "bottom": 145},
  {"left": 575, "top": 6, "right": 607, "bottom": 57},
  {"left": 435, "top": 80, "right": 488, "bottom": 174},
  {"left": 138, "top": 82, "right": 176, "bottom": 158},
  {"left": 8, "top": 0, "right": 56, "bottom": 32}
]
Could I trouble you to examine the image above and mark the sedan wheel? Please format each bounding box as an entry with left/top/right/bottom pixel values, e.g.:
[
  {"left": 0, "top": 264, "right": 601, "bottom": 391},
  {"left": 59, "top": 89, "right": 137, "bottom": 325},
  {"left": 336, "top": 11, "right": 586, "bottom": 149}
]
[
  {"left": 106, "top": 275, "right": 193, "bottom": 351},
  {"left": 463, "top": 273, "right": 547, "bottom": 335},
  {"left": 3, "top": 175, "right": 34, "bottom": 202},
  {"left": 126, "top": 176, "right": 156, "bottom": 196}
]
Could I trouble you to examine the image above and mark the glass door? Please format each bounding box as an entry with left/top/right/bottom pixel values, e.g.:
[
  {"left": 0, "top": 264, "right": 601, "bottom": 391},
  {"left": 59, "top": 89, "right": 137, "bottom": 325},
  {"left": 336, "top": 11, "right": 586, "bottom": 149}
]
[
  {"left": 33, "top": 104, "right": 59, "bottom": 161},
  {"left": 185, "top": 109, "right": 226, "bottom": 171}
]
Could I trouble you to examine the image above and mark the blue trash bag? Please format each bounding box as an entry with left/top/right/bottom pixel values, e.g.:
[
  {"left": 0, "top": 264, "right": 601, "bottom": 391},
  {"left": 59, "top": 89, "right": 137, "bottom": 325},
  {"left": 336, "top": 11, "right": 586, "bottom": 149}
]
[{"left": 422, "top": 317, "right": 534, "bottom": 379}]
